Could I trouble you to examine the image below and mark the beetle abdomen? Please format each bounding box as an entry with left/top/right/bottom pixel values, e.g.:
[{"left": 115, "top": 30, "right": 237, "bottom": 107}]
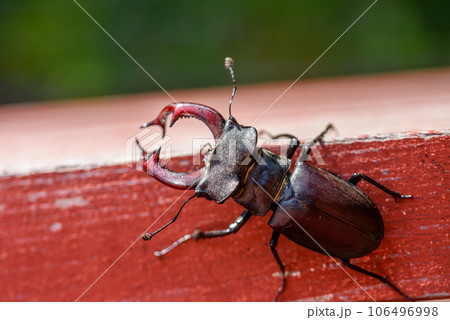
[{"left": 268, "top": 162, "right": 384, "bottom": 259}]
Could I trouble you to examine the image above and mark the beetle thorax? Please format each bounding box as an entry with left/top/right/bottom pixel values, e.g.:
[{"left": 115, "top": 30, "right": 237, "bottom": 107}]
[{"left": 195, "top": 117, "right": 291, "bottom": 216}]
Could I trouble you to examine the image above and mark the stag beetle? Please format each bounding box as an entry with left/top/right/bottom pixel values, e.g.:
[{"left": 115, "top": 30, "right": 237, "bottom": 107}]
[{"left": 135, "top": 58, "right": 412, "bottom": 301}]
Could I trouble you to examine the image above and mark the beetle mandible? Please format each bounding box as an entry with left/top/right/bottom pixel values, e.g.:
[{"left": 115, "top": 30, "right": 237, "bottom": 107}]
[{"left": 135, "top": 57, "right": 412, "bottom": 301}]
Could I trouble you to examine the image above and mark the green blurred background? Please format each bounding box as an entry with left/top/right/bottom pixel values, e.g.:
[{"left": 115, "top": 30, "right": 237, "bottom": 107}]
[{"left": 0, "top": 0, "right": 448, "bottom": 105}]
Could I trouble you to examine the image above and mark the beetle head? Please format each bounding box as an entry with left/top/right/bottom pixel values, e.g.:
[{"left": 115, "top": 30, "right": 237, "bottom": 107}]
[
  {"left": 137, "top": 58, "right": 258, "bottom": 198},
  {"left": 195, "top": 116, "right": 257, "bottom": 203}
]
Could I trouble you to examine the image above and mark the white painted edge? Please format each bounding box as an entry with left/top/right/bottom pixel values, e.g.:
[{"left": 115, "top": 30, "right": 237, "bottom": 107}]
[{"left": 1, "top": 130, "right": 448, "bottom": 177}]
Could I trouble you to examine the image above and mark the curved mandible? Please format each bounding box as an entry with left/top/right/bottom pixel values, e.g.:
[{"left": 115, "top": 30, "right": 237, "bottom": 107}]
[
  {"left": 141, "top": 102, "right": 225, "bottom": 139},
  {"left": 140, "top": 146, "right": 205, "bottom": 190},
  {"left": 138, "top": 102, "right": 225, "bottom": 189}
]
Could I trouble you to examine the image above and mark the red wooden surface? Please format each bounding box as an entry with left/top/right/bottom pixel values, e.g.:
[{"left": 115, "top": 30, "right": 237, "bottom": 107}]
[{"left": 1, "top": 132, "right": 448, "bottom": 301}]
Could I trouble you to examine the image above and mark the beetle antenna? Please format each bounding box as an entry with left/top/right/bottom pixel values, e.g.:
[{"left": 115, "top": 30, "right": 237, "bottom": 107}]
[
  {"left": 141, "top": 194, "right": 196, "bottom": 241},
  {"left": 225, "top": 57, "right": 236, "bottom": 117}
]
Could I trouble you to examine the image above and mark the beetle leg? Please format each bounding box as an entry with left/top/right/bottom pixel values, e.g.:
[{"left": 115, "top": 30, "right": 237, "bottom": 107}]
[
  {"left": 299, "top": 123, "right": 335, "bottom": 162},
  {"left": 192, "top": 210, "right": 252, "bottom": 239},
  {"left": 259, "top": 131, "right": 300, "bottom": 159},
  {"left": 348, "top": 173, "right": 412, "bottom": 200},
  {"left": 340, "top": 258, "right": 412, "bottom": 301},
  {"left": 270, "top": 231, "right": 286, "bottom": 302},
  {"left": 286, "top": 137, "right": 300, "bottom": 160},
  {"left": 154, "top": 210, "right": 252, "bottom": 257}
]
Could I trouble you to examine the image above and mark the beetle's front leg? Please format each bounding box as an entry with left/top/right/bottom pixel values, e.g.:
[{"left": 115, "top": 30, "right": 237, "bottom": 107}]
[
  {"left": 259, "top": 131, "right": 300, "bottom": 159},
  {"left": 154, "top": 210, "right": 252, "bottom": 257},
  {"left": 299, "top": 123, "right": 335, "bottom": 162}
]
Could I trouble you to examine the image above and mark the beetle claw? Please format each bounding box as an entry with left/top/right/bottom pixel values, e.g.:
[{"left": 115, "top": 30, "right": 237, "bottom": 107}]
[
  {"left": 140, "top": 115, "right": 167, "bottom": 137},
  {"left": 393, "top": 193, "right": 413, "bottom": 202},
  {"left": 141, "top": 146, "right": 205, "bottom": 189},
  {"left": 140, "top": 103, "right": 225, "bottom": 139},
  {"left": 138, "top": 103, "right": 225, "bottom": 189}
]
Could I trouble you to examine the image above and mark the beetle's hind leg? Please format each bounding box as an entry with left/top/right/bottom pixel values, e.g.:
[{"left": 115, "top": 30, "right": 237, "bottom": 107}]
[
  {"left": 340, "top": 258, "right": 412, "bottom": 301},
  {"left": 348, "top": 173, "right": 412, "bottom": 200},
  {"left": 154, "top": 210, "right": 252, "bottom": 257},
  {"left": 270, "top": 231, "right": 286, "bottom": 302}
]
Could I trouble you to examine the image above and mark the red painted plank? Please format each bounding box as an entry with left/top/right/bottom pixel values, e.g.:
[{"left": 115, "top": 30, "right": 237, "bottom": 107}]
[{"left": 1, "top": 132, "right": 448, "bottom": 301}]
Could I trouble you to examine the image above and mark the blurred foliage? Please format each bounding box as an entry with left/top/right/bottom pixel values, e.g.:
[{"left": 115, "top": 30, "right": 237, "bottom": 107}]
[{"left": 0, "top": 0, "right": 448, "bottom": 105}]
